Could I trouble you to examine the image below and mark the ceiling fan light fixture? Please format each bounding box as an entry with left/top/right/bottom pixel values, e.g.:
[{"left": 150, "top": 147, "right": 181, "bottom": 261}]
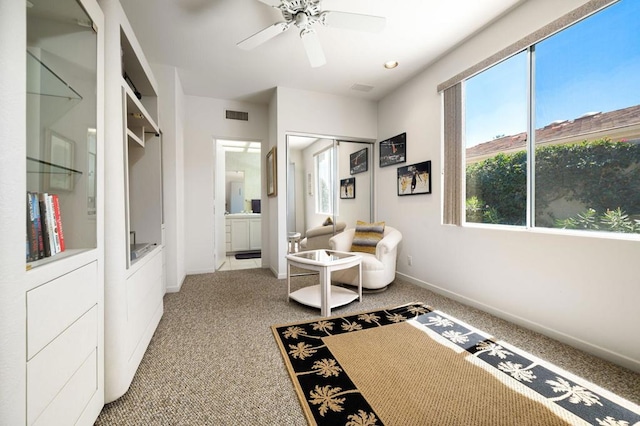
[
  {"left": 384, "top": 60, "right": 399, "bottom": 69},
  {"left": 240, "top": 0, "right": 386, "bottom": 68}
]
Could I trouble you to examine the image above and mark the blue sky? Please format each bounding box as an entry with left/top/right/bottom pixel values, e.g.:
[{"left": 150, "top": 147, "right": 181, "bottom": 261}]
[{"left": 465, "top": 0, "right": 640, "bottom": 148}]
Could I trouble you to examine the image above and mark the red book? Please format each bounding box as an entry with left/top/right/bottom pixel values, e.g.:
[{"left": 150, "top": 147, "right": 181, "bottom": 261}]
[{"left": 52, "top": 194, "right": 65, "bottom": 252}]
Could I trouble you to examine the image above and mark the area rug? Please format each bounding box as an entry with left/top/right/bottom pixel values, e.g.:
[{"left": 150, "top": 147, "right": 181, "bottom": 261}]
[
  {"left": 272, "top": 303, "right": 640, "bottom": 426},
  {"left": 234, "top": 251, "right": 261, "bottom": 260}
]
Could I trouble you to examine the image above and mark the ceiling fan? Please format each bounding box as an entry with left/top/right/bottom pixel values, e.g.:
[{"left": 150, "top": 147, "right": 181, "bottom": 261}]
[{"left": 237, "top": 0, "right": 386, "bottom": 68}]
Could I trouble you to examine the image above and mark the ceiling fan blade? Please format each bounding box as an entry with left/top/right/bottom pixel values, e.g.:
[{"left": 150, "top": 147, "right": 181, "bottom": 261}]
[
  {"left": 300, "top": 29, "right": 326, "bottom": 68},
  {"left": 254, "top": 0, "right": 282, "bottom": 7},
  {"left": 322, "top": 11, "right": 386, "bottom": 32},
  {"left": 237, "top": 22, "right": 289, "bottom": 50}
]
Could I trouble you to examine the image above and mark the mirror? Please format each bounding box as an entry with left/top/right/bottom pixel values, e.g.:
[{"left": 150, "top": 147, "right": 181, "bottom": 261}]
[
  {"left": 286, "top": 134, "right": 373, "bottom": 248},
  {"left": 221, "top": 141, "right": 261, "bottom": 214},
  {"left": 226, "top": 170, "right": 244, "bottom": 213}
]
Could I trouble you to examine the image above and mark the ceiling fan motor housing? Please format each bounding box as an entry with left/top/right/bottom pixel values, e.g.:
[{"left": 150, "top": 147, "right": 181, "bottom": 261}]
[{"left": 281, "top": 0, "right": 322, "bottom": 28}]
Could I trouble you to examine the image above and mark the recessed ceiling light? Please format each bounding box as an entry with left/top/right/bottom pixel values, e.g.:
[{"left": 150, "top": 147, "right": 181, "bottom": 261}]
[{"left": 384, "top": 61, "right": 399, "bottom": 69}]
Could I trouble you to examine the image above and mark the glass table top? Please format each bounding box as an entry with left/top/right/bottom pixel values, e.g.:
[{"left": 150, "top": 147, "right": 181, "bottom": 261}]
[{"left": 288, "top": 250, "right": 357, "bottom": 263}]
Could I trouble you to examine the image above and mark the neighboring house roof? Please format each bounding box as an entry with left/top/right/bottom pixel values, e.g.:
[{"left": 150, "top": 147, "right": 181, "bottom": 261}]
[{"left": 466, "top": 104, "right": 640, "bottom": 162}]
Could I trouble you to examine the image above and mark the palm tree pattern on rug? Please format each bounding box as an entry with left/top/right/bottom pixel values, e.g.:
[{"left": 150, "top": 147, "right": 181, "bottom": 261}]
[{"left": 272, "top": 303, "right": 640, "bottom": 426}]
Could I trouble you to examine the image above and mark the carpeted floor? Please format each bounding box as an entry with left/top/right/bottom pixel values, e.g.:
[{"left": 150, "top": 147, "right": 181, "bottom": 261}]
[{"left": 95, "top": 268, "right": 640, "bottom": 425}]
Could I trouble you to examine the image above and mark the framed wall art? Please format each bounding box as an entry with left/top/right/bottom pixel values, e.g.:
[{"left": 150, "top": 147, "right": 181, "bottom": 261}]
[
  {"left": 397, "top": 160, "right": 431, "bottom": 196},
  {"left": 340, "top": 177, "right": 355, "bottom": 199},
  {"left": 350, "top": 147, "right": 368, "bottom": 175},
  {"left": 380, "top": 132, "right": 406, "bottom": 167},
  {"left": 46, "top": 130, "right": 76, "bottom": 191},
  {"left": 266, "top": 146, "right": 277, "bottom": 197}
]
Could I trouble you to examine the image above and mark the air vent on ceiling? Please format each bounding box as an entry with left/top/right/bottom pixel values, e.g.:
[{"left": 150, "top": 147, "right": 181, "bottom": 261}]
[
  {"left": 351, "top": 83, "right": 374, "bottom": 93},
  {"left": 225, "top": 110, "right": 249, "bottom": 121}
]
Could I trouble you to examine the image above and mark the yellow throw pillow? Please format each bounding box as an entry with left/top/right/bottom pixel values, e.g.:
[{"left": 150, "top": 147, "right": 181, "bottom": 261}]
[
  {"left": 350, "top": 220, "right": 385, "bottom": 254},
  {"left": 323, "top": 216, "right": 333, "bottom": 226}
]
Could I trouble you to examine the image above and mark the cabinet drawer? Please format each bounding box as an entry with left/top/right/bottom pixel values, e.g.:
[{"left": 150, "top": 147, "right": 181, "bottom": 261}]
[
  {"left": 27, "top": 262, "right": 98, "bottom": 359},
  {"left": 27, "top": 306, "right": 98, "bottom": 425},
  {"left": 32, "top": 349, "right": 97, "bottom": 426},
  {"left": 126, "top": 250, "right": 163, "bottom": 353}
]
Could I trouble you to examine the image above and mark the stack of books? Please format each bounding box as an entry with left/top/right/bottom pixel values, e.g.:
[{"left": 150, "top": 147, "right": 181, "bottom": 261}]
[{"left": 26, "top": 191, "right": 66, "bottom": 262}]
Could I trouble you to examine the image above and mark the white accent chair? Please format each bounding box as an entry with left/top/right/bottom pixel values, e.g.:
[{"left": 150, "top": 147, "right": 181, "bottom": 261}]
[
  {"left": 299, "top": 221, "right": 346, "bottom": 250},
  {"left": 329, "top": 226, "right": 402, "bottom": 290}
]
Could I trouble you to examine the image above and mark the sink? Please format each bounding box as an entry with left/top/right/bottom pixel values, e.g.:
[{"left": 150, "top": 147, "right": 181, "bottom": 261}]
[{"left": 226, "top": 213, "right": 261, "bottom": 218}]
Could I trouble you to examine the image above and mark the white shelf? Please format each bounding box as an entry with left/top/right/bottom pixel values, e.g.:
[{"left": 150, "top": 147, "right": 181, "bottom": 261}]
[
  {"left": 289, "top": 284, "right": 359, "bottom": 310},
  {"left": 123, "top": 81, "right": 159, "bottom": 145},
  {"left": 126, "top": 128, "right": 144, "bottom": 148}
]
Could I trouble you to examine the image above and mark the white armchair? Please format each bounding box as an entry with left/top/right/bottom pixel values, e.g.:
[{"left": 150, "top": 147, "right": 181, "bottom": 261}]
[
  {"left": 300, "top": 221, "right": 346, "bottom": 250},
  {"left": 329, "top": 226, "right": 402, "bottom": 290}
]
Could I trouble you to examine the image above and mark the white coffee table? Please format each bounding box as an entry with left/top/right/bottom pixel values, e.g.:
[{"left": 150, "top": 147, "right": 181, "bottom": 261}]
[{"left": 286, "top": 250, "right": 362, "bottom": 316}]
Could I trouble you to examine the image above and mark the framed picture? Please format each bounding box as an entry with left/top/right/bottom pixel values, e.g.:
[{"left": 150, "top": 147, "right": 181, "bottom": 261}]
[
  {"left": 397, "top": 160, "right": 431, "bottom": 196},
  {"left": 380, "top": 132, "right": 406, "bottom": 167},
  {"left": 46, "top": 130, "right": 76, "bottom": 191},
  {"left": 266, "top": 146, "right": 277, "bottom": 197},
  {"left": 340, "top": 177, "right": 355, "bottom": 199},
  {"left": 350, "top": 147, "right": 368, "bottom": 175}
]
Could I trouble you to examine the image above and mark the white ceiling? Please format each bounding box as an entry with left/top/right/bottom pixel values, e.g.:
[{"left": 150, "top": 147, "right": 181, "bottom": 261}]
[{"left": 119, "top": 0, "right": 524, "bottom": 104}]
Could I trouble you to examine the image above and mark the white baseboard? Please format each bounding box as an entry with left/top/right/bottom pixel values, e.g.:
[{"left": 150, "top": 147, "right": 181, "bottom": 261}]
[
  {"left": 186, "top": 268, "right": 216, "bottom": 276},
  {"left": 272, "top": 266, "right": 286, "bottom": 280},
  {"left": 396, "top": 272, "right": 640, "bottom": 373},
  {"left": 165, "top": 274, "right": 186, "bottom": 294}
]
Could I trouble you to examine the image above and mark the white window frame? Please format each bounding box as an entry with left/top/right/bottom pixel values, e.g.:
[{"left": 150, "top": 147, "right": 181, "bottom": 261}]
[{"left": 314, "top": 146, "right": 335, "bottom": 215}]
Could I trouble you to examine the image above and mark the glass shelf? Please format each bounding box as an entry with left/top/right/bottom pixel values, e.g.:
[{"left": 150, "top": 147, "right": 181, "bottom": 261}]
[
  {"left": 27, "top": 50, "right": 83, "bottom": 129},
  {"left": 27, "top": 50, "right": 82, "bottom": 100},
  {"left": 26, "top": 156, "right": 83, "bottom": 175}
]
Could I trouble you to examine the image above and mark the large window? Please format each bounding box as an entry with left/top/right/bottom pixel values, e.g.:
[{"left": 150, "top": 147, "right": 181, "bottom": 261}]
[
  {"left": 463, "top": 0, "right": 640, "bottom": 235},
  {"left": 465, "top": 52, "right": 528, "bottom": 226},
  {"left": 315, "top": 147, "right": 335, "bottom": 215}
]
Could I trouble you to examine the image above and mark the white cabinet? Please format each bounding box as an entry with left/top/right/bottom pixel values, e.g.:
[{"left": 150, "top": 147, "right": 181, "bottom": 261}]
[
  {"left": 227, "top": 215, "right": 261, "bottom": 252},
  {"left": 101, "top": 0, "right": 164, "bottom": 404},
  {"left": 0, "top": 0, "right": 105, "bottom": 424},
  {"left": 230, "top": 219, "right": 250, "bottom": 251},
  {"left": 225, "top": 221, "right": 232, "bottom": 252},
  {"left": 250, "top": 218, "right": 262, "bottom": 250}
]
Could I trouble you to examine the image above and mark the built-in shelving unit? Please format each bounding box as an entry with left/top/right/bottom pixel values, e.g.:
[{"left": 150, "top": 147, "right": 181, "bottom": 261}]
[
  {"left": 0, "top": 0, "right": 106, "bottom": 424},
  {"left": 100, "top": 0, "right": 164, "bottom": 404}
]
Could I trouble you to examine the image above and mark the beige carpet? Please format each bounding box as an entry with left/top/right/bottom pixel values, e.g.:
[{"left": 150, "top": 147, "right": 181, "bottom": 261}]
[
  {"left": 323, "top": 321, "right": 572, "bottom": 425},
  {"left": 95, "top": 269, "right": 640, "bottom": 425}
]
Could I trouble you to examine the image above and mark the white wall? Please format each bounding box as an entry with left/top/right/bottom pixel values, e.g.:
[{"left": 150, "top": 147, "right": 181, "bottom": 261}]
[
  {"left": 377, "top": 0, "right": 640, "bottom": 371},
  {"left": 152, "top": 64, "right": 186, "bottom": 293},
  {"left": 271, "top": 87, "right": 378, "bottom": 277},
  {"left": 184, "top": 96, "right": 268, "bottom": 274},
  {"left": 0, "top": 1, "right": 27, "bottom": 423}
]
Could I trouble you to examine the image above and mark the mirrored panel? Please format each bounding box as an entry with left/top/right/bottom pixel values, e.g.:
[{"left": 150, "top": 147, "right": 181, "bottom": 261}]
[{"left": 287, "top": 135, "right": 373, "bottom": 252}]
